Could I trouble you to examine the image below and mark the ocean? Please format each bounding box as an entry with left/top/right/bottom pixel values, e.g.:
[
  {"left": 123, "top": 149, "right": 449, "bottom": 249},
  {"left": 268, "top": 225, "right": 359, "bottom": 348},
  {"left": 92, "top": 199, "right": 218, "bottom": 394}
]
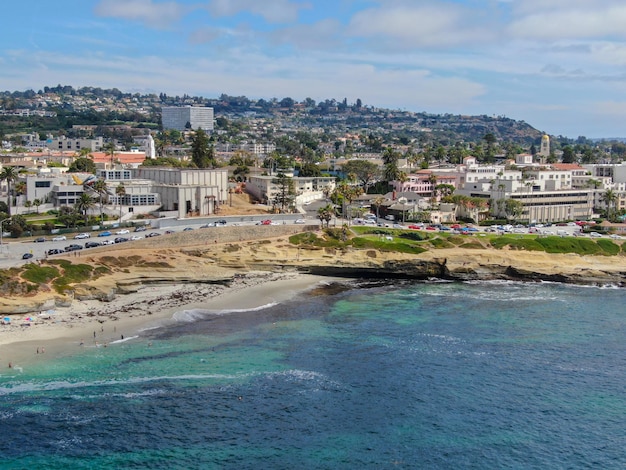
[{"left": 0, "top": 280, "right": 624, "bottom": 469}]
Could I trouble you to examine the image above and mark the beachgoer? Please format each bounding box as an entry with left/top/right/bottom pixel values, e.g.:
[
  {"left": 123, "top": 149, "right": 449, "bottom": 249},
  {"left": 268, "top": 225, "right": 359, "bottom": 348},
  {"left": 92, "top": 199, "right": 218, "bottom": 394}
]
[
  {"left": 36, "top": 347, "right": 39, "bottom": 354},
  {"left": 93, "top": 331, "right": 96, "bottom": 338},
  {"left": 80, "top": 339, "right": 84, "bottom": 346},
  {"left": 41, "top": 347, "right": 45, "bottom": 354},
  {"left": 8, "top": 362, "right": 12, "bottom": 368},
  {"left": 121, "top": 334, "right": 124, "bottom": 340}
]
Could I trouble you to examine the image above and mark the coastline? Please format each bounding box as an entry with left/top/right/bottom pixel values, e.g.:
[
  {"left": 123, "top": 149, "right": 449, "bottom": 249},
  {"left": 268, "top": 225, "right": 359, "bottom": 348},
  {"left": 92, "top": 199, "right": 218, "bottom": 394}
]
[{"left": 0, "top": 272, "right": 333, "bottom": 371}]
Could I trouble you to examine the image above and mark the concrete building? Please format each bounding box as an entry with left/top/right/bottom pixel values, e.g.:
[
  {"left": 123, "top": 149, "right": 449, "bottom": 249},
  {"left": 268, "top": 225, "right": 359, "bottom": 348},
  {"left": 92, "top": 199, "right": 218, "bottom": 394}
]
[
  {"left": 161, "top": 106, "right": 214, "bottom": 132},
  {"left": 133, "top": 167, "right": 228, "bottom": 218},
  {"left": 46, "top": 136, "right": 104, "bottom": 152},
  {"left": 246, "top": 175, "right": 336, "bottom": 207}
]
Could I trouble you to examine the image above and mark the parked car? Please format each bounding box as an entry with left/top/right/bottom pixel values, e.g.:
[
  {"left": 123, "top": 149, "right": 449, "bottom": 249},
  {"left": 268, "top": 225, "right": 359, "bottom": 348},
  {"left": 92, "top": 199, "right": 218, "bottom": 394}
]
[
  {"left": 22, "top": 253, "right": 34, "bottom": 260},
  {"left": 101, "top": 239, "right": 116, "bottom": 245},
  {"left": 134, "top": 226, "right": 147, "bottom": 232},
  {"left": 98, "top": 231, "right": 112, "bottom": 237},
  {"left": 294, "top": 219, "right": 306, "bottom": 224},
  {"left": 408, "top": 224, "right": 423, "bottom": 230},
  {"left": 64, "top": 244, "right": 83, "bottom": 252},
  {"left": 200, "top": 223, "right": 214, "bottom": 228},
  {"left": 52, "top": 235, "right": 67, "bottom": 241},
  {"left": 146, "top": 232, "right": 162, "bottom": 237},
  {"left": 116, "top": 229, "right": 130, "bottom": 235},
  {"left": 74, "top": 233, "right": 90, "bottom": 239},
  {"left": 130, "top": 235, "right": 143, "bottom": 241},
  {"left": 114, "top": 237, "right": 129, "bottom": 243},
  {"left": 47, "top": 248, "right": 63, "bottom": 255},
  {"left": 257, "top": 219, "right": 272, "bottom": 225},
  {"left": 589, "top": 232, "right": 603, "bottom": 238},
  {"left": 84, "top": 241, "right": 102, "bottom": 248},
  {"left": 164, "top": 230, "right": 176, "bottom": 234},
  {"left": 33, "top": 237, "right": 46, "bottom": 243},
  {"left": 215, "top": 219, "right": 227, "bottom": 226},
  {"left": 183, "top": 227, "right": 194, "bottom": 231}
]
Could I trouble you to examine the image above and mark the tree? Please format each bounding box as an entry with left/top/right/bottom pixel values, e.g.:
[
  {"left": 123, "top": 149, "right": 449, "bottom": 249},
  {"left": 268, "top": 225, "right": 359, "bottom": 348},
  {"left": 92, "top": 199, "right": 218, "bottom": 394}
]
[
  {"left": 91, "top": 178, "right": 109, "bottom": 224},
  {"left": 601, "top": 189, "right": 618, "bottom": 221},
  {"left": 372, "top": 195, "right": 386, "bottom": 220},
  {"left": 191, "top": 128, "right": 215, "bottom": 168},
  {"left": 504, "top": 199, "right": 524, "bottom": 222},
  {"left": 33, "top": 198, "right": 42, "bottom": 214},
  {"left": 0, "top": 166, "right": 19, "bottom": 216},
  {"left": 75, "top": 193, "right": 95, "bottom": 225},
  {"left": 317, "top": 204, "right": 335, "bottom": 227},
  {"left": 332, "top": 181, "right": 363, "bottom": 221},
  {"left": 104, "top": 141, "right": 116, "bottom": 168},
  {"left": 24, "top": 200, "right": 32, "bottom": 213},
  {"left": 483, "top": 133, "right": 496, "bottom": 162},
  {"left": 382, "top": 147, "right": 400, "bottom": 182},
  {"left": 299, "top": 162, "right": 322, "bottom": 177},
  {"left": 561, "top": 146, "right": 576, "bottom": 164},
  {"left": 342, "top": 159, "right": 380, "bottom": 191},
  {"left": 271, "top": 173, "right": 296, "bottom": 212},
  {"left": 116, "top": 183, "right": 126, "bottom": 221},
  {"left": 68, "top": 157, "right": 97, "bottom": 173}
]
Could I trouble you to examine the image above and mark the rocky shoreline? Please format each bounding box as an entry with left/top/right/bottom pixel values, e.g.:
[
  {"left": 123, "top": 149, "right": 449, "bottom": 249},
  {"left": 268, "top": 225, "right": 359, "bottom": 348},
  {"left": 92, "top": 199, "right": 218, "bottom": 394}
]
[{"left": 1, "top": 230, "right": 625, "bottom": 316}]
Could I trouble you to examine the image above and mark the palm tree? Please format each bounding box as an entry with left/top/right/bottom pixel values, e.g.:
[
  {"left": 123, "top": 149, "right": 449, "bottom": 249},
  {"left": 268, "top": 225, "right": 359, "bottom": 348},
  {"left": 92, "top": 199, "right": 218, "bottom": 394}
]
[
  {"left": 91, "top": 179, "right": 109, "bottom": 224},
  {"left": 104, "top": 142, "right": 116, "bottom": 169},
  {"left": 24, "top": 200, "right": 32, "bottom": 214},
  {"left": 0, "top": 166, "right": 19, "bottom": 216},
  {"left": 372, "top": 195, "right": 386, "bottom": 221},
  {"left": 75, "top": 193, "right": 95, "bottom": 226},
  {"left": 317, "top": 204, "right": 335, "bottom": 228},
  {"left": 33, "top": 198, "right": 41, "bottom": 214},
  {"left": 116, "top": 183, "right": 126, "bottom": 222},
  {"left": 601, "top": 189, "right": 618, "bottom": 221},
  {"left": 427, "top": 173, "right": 438, "bottom": 207}
]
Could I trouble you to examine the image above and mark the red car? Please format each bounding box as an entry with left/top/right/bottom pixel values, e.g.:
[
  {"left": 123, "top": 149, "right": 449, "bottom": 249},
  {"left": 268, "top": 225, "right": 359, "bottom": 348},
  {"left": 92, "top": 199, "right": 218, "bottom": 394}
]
[
  {"left": 257, "top": 219, "right": 272, "bottom": 225},
  {"left": 426, "top": 226, "right": 437, "bottom": 231},
  {"left": 408, "top": 224, "right": 423, "bottom": 230}
]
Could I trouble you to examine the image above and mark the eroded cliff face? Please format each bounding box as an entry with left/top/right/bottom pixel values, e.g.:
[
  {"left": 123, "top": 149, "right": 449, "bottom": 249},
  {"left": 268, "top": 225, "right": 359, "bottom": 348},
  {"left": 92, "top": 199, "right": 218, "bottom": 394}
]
[{"left": 1, "top": 236, "right": 625, "bottom": 315}]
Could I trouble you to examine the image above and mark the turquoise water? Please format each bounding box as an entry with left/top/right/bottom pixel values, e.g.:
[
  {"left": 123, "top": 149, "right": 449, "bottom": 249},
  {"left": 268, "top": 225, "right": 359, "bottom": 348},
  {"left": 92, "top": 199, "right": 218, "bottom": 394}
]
[{"left": 0, "top": 280, "right": 624, "bottom": 469}]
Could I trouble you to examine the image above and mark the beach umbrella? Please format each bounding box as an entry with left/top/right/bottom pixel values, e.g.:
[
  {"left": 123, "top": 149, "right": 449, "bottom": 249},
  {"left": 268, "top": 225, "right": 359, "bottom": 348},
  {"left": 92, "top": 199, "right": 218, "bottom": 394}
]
[{"left": 3, "top": 317, "right": 10, "bottom": 324}]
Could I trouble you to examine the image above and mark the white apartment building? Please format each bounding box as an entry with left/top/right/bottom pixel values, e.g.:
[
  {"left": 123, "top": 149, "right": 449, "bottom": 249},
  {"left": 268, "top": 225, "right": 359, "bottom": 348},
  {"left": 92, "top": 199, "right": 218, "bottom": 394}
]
[
  {"left": 46, "top": 136, "right": 104, "bottom": 152},
  {"left": 246, "top": 175, "right": 336, "bottom": 207},
  {"left": 161, "top": 106, "right": 214, "bottom": 132}
]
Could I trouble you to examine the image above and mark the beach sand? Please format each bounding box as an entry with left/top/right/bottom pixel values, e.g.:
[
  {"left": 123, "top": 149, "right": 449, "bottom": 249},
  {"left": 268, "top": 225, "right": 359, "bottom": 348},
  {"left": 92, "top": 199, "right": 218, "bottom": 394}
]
[{"left": 0, "top": 272, "right": 332, "bottom": 371}]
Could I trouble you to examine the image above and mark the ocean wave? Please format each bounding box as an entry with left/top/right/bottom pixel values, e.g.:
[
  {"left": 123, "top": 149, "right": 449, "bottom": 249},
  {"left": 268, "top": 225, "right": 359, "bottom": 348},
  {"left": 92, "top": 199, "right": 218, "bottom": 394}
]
[
  {"left": 109, "top": 335, "right": 139, "bottom": 344},
  {"left": 172, "top": 302, "right": 279, "bottom": 322},
  {"left": 0, "top": 372, "right": 253, "bottom": 396}
]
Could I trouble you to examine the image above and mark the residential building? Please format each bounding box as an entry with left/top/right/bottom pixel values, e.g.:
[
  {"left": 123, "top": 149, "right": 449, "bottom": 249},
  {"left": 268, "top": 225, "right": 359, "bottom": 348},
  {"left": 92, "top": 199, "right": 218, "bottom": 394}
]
[
  {"left": 161, "top": 106, "right": 214, "bottom": 132},
  {"left": 246, "top": 175, "right": 336, "bottom": 207}
]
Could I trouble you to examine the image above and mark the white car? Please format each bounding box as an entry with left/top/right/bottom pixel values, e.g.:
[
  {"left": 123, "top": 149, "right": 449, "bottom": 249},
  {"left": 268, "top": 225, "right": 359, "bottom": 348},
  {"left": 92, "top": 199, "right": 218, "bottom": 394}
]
[
  {"left": 74, "top": 233, "right": 90, "bottom": 239},
  {"left": 294, "top": 219, "right": 306, "bottom": 224},
  {"left": 52, "top": 235, "right": 67, "bottom": 241},
  {"left": 116, "top": 229, "right": 130, "bottom": 235},
  {"left": 609, "top": 234, "right": 622, "bottom": 239},
  {"left": 589, "top": 232, "right": 603, "bottom": 238},
  {"left": 101, "top": 239, "right": 116, "bottom": 245},
  {"left": 130, "top": 235, "right": 143, "bottom": 241}
]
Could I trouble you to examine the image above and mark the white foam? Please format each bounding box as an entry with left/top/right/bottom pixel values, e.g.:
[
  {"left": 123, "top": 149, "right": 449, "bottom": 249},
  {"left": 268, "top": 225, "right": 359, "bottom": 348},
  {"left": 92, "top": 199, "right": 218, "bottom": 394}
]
[{"left": 172, "top": 302, "right": 279, "bottom": 322}]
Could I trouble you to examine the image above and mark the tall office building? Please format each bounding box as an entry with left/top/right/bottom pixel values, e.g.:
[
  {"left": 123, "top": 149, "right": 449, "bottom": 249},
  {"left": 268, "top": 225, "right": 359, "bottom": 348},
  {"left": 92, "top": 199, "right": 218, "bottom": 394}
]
[{"left": 161, "top": 106, "right": 214, "bottom": 132}]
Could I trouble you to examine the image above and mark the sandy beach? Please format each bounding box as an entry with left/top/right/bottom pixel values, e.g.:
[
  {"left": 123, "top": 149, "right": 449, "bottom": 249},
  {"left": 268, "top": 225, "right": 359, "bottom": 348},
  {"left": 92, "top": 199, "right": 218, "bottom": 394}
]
[{"left": 0, "top": 271, "right": 332, "bottom": 371}]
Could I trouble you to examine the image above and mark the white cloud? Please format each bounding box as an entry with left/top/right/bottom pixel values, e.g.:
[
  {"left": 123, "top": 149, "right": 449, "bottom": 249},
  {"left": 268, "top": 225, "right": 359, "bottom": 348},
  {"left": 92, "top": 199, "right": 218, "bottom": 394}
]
[
  {"left": 508, "top": 4, "right": 626, "bottom": 40},
  {"left": 94, "top": 0, "right": 187, "bottom": 29},
  {"left": 346, "top": 3, "right": 494, "bottom": 49},
  {"left": 268, "top": 19, "right": 342, "bottom": 50},
  {"left": 206, "top": 0, "right": 309, "bottom": 24}
]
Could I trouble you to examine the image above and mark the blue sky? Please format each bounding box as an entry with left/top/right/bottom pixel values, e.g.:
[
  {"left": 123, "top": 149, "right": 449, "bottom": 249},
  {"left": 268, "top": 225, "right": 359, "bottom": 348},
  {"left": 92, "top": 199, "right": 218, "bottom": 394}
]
[{"left": 2, "top": 0, "right": 626, "bottom": 138}]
